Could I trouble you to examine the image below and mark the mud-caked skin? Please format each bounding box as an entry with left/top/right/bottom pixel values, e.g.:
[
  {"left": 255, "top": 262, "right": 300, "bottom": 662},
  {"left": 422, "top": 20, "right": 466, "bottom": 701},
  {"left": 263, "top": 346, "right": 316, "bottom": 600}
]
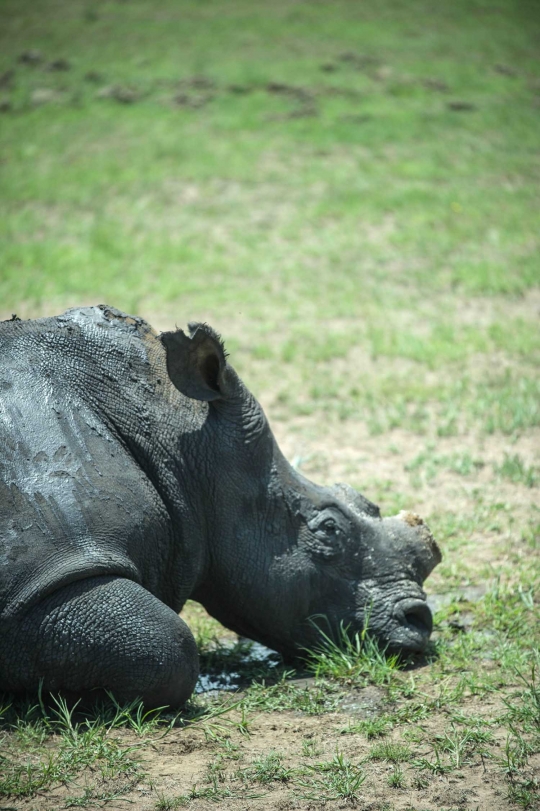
[{"left": 0, "top": 306, "right": 441, "bottom": 706}]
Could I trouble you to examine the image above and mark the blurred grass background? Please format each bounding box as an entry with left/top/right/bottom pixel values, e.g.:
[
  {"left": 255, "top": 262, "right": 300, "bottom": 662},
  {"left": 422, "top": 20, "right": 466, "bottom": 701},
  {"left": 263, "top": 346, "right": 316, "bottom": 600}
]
[{"left": 0, "top": 0, "right": 539, "bottom": 436}]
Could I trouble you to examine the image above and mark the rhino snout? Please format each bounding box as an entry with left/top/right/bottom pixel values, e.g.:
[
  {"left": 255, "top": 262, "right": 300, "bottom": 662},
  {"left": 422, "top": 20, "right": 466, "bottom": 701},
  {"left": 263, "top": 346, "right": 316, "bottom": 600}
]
[
  {"left": 393, "top": 597, "right": 433, "bottom": 652},
  {"left": 366, "top": 596, "right": 434, "bottom": 655}
]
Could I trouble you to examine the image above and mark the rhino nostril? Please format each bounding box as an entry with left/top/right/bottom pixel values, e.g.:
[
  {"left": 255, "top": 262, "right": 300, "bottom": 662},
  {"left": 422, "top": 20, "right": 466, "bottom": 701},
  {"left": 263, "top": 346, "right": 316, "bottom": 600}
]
[{"left": 402, "top": 602, "right": 432, "bottom": 636}]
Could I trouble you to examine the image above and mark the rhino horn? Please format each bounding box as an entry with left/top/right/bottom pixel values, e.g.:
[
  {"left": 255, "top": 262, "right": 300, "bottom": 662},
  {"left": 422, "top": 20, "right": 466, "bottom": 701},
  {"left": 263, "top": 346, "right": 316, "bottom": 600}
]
[
  {"left": 331, "top": 482, "right": 381, "bottom": 518},
  {"left": 397, "top": 510, "right": 442, "bottom": 579}
]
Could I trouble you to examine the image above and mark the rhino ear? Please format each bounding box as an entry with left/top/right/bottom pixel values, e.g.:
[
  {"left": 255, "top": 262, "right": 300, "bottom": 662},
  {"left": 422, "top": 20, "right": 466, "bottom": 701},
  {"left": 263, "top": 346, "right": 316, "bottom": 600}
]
[{"left": 160, "top": 323, "right": 229, "bottom": 401}]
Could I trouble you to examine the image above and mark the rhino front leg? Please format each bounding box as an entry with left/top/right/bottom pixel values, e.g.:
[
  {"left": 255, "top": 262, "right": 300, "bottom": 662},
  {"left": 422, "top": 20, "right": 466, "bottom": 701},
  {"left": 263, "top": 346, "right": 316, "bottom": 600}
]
[{"left": 1, "top": 576, "right": 199, "bottom": 707}]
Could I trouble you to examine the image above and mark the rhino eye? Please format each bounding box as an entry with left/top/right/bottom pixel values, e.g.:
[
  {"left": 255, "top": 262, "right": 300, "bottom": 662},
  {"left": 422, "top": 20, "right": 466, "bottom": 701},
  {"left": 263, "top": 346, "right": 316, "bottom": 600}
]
[{"left": 307, "top": 509, "right": 348, "bottom": 543}]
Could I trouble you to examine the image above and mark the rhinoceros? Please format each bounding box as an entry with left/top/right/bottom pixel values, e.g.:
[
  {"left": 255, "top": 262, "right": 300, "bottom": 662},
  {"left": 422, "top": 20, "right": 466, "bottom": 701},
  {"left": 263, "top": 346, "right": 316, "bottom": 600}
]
[{"left": 0, "top": 305, "right": 440, "bottom": 706}]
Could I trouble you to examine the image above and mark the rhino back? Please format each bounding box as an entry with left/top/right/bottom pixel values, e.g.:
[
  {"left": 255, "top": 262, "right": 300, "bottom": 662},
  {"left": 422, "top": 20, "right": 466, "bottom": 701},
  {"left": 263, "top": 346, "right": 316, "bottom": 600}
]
[{"left": 0, "top": 307, "right": 202, "bottom": 619}]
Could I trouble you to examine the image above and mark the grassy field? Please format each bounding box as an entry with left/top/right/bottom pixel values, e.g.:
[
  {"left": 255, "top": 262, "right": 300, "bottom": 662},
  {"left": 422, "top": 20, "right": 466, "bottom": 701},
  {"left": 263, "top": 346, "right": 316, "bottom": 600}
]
[{"left": 0, "top": 0, "right": 539, "bottom": 809}]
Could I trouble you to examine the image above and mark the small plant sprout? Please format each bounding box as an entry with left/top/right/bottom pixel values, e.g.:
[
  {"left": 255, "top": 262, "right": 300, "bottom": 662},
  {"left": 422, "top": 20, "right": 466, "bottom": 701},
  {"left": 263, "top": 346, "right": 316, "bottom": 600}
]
[
  {"left": 302, "top": 736, "right": 323, "bottom": 757},
  {"left": 369, "top": 741, "right": 411, "bottom": 763},
  {"left": 495, "top": 453, "right": 539, "bottom": 488},
  {"left": 434, "top": 724, "right": 476, "bottom": 768},
  {"left": 499, "top": 733, "right": 530, "bottom": 776},
  {"left": 414, "top": 742, "right": 453, "bottom": 775},
  {"left": 298, "top": 750, "right": 366, "bottom": 802},
  {"left": 387, "top": 765, "right": 406, "bottom": 788},
  {"left": 412, "top": 772, "right": 430, "bottom": 790},
  {"left": 238, "top": 751, "right": 294, "bottom": 784},
  {"left": 343, "top": 716, "right": 393, "bottom": 739},
  {"left": 505, "top": 652, "right": 540, "bottom": 731}
]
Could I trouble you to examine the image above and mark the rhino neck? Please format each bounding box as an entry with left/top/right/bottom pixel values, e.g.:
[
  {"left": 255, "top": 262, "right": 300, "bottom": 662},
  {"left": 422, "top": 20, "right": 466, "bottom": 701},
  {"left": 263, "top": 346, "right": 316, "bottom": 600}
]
[{"left": 190, "top": 436, "right": 309, "bottom": 651}]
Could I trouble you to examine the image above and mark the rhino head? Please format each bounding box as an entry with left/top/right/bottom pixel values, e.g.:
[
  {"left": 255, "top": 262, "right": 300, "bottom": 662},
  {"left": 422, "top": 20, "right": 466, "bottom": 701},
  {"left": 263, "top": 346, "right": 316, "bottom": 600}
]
[{"left": 161, "top": 323, "right": 441, "bottom": 659}]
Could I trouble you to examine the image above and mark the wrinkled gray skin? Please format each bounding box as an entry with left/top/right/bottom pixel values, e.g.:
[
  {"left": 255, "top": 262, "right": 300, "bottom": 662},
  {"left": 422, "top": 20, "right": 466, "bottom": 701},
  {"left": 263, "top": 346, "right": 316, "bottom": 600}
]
[{"left": 0, "top": 306, "right": 441, "bottom": 707}]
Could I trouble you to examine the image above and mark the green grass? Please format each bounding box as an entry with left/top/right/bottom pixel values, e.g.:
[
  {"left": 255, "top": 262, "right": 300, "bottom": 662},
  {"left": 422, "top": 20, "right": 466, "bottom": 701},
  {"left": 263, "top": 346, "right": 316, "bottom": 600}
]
[
  {"left": 302, "top": 620, "right": 401, "bottom": 685},
  {"left": 1, "top": 577, "right": 539, "bottom": 803},
  {"left": 496, "top": 453, "right": 539, "bottom": 487},
  {"left": 237, "top": 751, "right": 295, "bottom": 785},
  {"left": 0, "top": 694, "right": 144, "bottom": 799},
  {"left": 241, "top": 672, "right": 342, "bottom": 715},
  {"left": 387, "top": 764, "right": 406, "bottom": 788},
  {"left": 369, "top": 741, "right": 411, "bottom": 763},
  {"left": 342, "top": 715, "right": 393, "bottom": 739},
  {"left": 0, "top": 2, "right": 539, "bottom": 445},
  {"left": 0, "top": 687, "right": 264, "bottom": 802},
  {"left": 0, "top": 0, "right": 539, "bottom": 378},
  {"left": 296, "top": 750, "right": 366, "bottom": 802},
  {"left": 406, "top": 447, "right": 485, "bottom": 484}
]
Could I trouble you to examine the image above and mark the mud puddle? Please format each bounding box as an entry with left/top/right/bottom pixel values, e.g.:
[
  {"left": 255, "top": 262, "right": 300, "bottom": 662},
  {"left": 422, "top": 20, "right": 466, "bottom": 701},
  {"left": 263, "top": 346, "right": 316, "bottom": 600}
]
[{"left": 195, "top": 639, "right": 281, "bottom": 694}]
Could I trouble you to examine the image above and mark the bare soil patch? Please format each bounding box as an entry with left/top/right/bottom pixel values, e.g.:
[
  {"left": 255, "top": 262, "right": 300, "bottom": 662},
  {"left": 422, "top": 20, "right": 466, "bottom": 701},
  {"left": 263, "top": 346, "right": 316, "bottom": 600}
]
[{"left": 9, "top": 704, "right": 531, "bottom": 811}]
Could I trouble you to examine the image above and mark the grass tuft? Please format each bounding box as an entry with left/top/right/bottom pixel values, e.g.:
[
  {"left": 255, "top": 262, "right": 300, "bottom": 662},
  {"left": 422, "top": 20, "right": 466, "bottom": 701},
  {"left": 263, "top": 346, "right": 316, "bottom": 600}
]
[
  {"left": 369, "top": 741, "right": 411, "bottom": 764},
  {"left": 495, "top": 453, "right": 539, "bottom": 488},
  {"left": 297, "top": 750, "right": 366, "bottom": 802},
  {"left": 302, "top": 620, "right": 401, "bottom": 686}
]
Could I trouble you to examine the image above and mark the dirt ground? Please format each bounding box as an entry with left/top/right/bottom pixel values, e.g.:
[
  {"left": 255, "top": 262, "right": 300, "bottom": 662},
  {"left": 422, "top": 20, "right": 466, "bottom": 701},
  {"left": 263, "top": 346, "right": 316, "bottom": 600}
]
[{"left": 31, "top": 710, "right": 537, "bottom": 811}]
